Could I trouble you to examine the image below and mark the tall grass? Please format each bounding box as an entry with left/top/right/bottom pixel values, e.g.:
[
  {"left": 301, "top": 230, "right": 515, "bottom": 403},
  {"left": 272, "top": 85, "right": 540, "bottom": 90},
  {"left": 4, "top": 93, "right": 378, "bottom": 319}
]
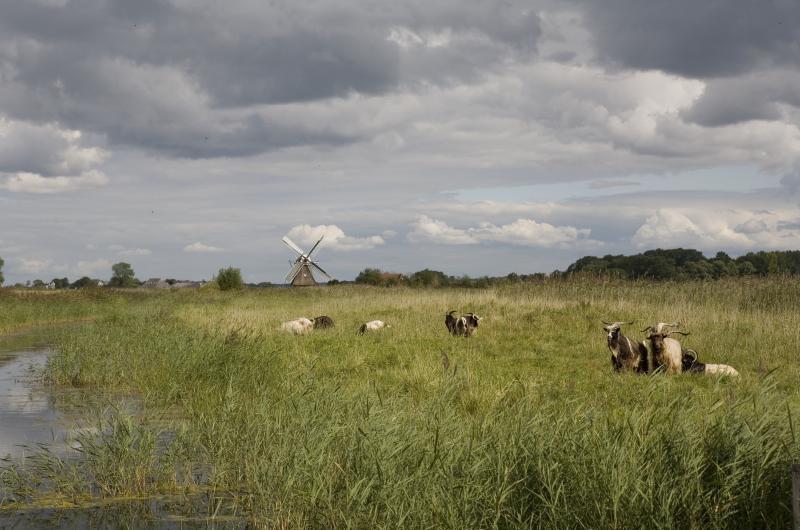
[{"left": 2, "top": 279, "right": 799, "bottom": 527}]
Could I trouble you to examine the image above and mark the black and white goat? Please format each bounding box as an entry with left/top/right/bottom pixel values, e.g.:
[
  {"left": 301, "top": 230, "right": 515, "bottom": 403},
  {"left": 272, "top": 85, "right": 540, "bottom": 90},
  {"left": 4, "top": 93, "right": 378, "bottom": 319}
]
[
  {"left": 446, "top": 311, "right": 482, "bottom": 337},
  {"left": 681, "top": 350, "right": 740, "bottom": 377},
  {"left": 602, "top": 320, "right": 648, "bottom": 373}
]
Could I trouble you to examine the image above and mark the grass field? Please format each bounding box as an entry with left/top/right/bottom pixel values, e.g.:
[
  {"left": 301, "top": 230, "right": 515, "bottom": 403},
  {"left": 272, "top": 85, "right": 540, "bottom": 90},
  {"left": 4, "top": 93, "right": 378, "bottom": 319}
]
[{"left": 1, "top": 279, "right": 799, "bottom": 528}]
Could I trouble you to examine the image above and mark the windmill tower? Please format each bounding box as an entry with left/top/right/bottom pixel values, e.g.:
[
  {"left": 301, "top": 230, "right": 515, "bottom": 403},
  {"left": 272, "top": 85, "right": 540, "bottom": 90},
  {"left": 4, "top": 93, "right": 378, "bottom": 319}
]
[{"left": 282, "top": 235, "right": 333, "bottom": 286}]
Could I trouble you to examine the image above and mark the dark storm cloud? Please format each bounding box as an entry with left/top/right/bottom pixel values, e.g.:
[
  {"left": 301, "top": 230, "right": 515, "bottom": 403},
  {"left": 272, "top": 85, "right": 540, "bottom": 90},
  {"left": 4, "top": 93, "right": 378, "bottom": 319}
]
[
  {"left": 577, "top": 0, "right": 800, "bottom": 78},
  {"left": 0, "top": 0, "right": 541, "bottom": 158},
  {"left": 682, "top": 70, "right": 800, "bottom": 126}
]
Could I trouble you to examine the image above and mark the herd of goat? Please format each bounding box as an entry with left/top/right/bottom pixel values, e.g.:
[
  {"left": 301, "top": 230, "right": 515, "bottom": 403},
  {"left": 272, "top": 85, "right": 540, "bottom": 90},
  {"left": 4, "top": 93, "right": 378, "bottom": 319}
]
[
  {"left": 604, "top": 321, "right": 739, "bottom": 376},
  {"left": 280, "top": 313, "right": 738, "bottom": 376}
]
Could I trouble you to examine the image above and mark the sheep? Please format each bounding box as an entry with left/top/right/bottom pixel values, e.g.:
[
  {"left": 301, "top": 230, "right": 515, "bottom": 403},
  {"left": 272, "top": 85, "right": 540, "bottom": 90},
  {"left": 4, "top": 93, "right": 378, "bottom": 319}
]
[
  {"left": 281, "top": 317, "right": 313, "bottom": 335},
  {"left": 642, "top": 322, "right": 688, "bottom": 373},
  {"left": 454, "top": 313, "right": 482, "bottom": 337},
  {"left": 601, "top": 320, "right": 648, "bottom": 373},
  {"left": 358, "top": 320, "right": 390, "bottom": 335},
  {"left": 313, "top": 315, "right": 335, "bottom": 329},
  {"left": 681, "top": 350, "right": 740, "bottom": 377}
]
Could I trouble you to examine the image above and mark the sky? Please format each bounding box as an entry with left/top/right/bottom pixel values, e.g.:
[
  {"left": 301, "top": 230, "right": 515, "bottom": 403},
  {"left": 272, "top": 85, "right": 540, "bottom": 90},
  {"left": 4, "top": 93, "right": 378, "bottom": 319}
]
[{"left": 1, "top": 0, "right": 799, "bottom": 284}]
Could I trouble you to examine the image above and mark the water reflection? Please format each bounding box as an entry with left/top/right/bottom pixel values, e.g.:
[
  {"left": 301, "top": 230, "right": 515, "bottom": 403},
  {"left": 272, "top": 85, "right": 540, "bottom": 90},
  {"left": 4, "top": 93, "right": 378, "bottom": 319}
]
[
  {"left": 0, "top": 347, "right": 68, "bottom": 460},
  {"left": 0, "top": 496, "right": 248, "bottom": 529},
  {"left": 0, "top": 330, "right": 248, "bottom": 528}
]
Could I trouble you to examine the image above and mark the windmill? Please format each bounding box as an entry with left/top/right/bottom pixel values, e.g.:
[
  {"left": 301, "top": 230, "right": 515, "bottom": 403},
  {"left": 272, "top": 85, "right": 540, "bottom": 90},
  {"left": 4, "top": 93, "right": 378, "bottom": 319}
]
[{"left": 282, "top": 235, "right": 333, "bottom": 286}]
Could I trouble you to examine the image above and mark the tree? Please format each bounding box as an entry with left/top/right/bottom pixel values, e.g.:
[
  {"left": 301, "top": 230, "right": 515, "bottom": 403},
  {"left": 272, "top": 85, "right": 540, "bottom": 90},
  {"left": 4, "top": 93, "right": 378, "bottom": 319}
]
[
  {"left": 0, "top": 256, "right": 4, "bottom": 286},
  {"left": 110, "top": 262, "right": 138, "bottom": 287},
  {"left": 71, "top": 276, "right": 97, "bottom": 289},
  {"left": 409, "top": 269, "right": 448, "bottom": 287},
  {"left": 216, "top": 267, "right": 243, "bottom": 291},
  {"left": 355, "top": 268, "right": 383, "bottom": 285},
  {"left": 51, "top": 277, "right": 70, "bottom": 289}
]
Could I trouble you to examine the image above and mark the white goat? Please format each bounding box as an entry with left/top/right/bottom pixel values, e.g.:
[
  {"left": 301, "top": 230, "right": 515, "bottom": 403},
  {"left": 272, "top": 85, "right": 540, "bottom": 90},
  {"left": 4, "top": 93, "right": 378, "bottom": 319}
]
[
  {"left": 281, "top": 317, "right": 314, "bottom": 335},
  {"left": 358, "top": 320, "right": 389, "bottom": 335}
]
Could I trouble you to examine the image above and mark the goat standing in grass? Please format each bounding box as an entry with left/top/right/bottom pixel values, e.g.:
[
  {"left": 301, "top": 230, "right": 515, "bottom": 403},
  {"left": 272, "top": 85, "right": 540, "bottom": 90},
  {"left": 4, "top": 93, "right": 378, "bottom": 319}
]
[
  {"left": 602, "top": 320, "right": 648, "bottom": 373},
  {"left": 445, "top": 310, "right": 458, "bottom": 334},
  {"left": 642, "top": 322, "right": 688, "bottom": 373},
  {"left": 446, "top": 311, "right": 482, "bottom": 337}
]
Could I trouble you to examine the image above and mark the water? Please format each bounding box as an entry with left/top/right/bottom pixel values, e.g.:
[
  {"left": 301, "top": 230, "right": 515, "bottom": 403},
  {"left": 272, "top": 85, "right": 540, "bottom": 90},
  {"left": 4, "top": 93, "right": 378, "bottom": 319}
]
[
  {"left": 0, "top": 331, "right": 246, "bottom": 529},
  {"left": 0, "top": 338, "right": 77, "bottom": 460}
]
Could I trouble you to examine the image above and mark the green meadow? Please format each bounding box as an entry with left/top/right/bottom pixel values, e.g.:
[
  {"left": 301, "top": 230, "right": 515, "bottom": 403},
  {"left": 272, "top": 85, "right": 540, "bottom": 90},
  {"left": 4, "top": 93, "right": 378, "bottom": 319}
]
[{"left": 1, "top": 279, "right": 799, "bottom": 528}]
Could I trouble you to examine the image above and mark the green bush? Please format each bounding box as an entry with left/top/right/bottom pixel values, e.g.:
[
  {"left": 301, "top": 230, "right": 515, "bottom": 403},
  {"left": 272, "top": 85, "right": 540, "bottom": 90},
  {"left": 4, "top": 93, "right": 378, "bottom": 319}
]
[{"left": 215, "top": 267, "right": 243, "bottom": 291}]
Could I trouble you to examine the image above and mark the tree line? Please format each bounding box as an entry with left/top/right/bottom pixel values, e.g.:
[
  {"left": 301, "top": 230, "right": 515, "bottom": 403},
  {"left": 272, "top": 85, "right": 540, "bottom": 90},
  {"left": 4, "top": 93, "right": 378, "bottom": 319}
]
[
  {"left": 564, "top": 248, "right": 800, "bottom": 280},
  {"left": 0, "top": 260, "right": 245, "bottom": 291},
  {"left": 354, "top": 249, "right": 800, "bottom": 286},
  {"left": 3, "top": 248, "right": 800, "bottom": 289}
]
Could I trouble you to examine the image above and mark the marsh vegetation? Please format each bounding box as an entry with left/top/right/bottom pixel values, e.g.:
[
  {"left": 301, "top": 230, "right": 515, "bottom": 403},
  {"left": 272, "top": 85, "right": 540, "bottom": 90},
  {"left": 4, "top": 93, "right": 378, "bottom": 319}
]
[{"left": 1, "top": 279, "right": 799, "bottom": 527}]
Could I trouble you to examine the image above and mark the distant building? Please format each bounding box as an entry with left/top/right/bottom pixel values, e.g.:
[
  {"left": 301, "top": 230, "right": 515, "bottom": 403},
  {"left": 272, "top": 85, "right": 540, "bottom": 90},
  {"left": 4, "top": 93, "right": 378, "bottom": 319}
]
[
  {"left": 140, "top": 278, "right": 200, "bottom": 289},
  {"left": 141, "top": 278, "right": 171, "bottom": 289}
]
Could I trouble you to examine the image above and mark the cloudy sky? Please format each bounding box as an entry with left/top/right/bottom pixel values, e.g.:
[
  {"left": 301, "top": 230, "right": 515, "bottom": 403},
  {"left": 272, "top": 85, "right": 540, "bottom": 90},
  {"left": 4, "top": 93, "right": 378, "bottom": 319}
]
[{"left": 1, "top": 0, "right": 799, "bottom": 284}]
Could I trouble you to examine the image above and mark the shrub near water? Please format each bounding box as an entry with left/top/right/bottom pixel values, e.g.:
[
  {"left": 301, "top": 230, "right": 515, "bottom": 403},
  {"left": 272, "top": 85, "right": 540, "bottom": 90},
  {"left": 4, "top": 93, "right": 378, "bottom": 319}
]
[{"left": 2, "top": 279, "right": 800, "bottom": 527}]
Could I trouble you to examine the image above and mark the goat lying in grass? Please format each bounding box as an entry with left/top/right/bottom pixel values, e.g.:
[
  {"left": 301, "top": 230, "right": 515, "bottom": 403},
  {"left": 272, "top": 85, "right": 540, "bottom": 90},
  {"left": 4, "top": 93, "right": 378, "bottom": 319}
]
[
  {"left": 358, "top": 320, "right": 389, "bottom": 335},
  {"left": 281, "top": 317, "right": 313, "bottom": 335},
  {"left": 602, "top": 320, "right": 648, "bottom": 373},
  {"left": 644, "top": 322, "right": 740, "bottom": 377},
  {"left": 313, "top": 316, "right": 334, "bottom": 329},
  {"left": 681, "top": 350, "right": 740, "bottom": 377}
]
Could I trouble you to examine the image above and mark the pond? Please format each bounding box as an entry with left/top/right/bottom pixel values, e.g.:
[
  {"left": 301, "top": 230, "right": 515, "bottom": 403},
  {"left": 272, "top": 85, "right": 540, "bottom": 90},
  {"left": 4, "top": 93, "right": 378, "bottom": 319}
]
[
  {"left": 0, "top": 333, "right": 81, "bottom": 461},
  {"left": 0, "top": 329, "right": 246, "bottom": 529}
]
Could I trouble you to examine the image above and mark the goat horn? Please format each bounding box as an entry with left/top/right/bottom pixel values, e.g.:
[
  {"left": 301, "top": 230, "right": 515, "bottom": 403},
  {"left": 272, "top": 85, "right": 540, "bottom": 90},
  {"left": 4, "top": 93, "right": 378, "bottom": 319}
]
[
  {"left": 601, "top": 320, "right": 612, "bottom": 325},
  {"left": 667, "top": 330, "right": 690, "bottom": 336},
  {"left": 640, "top": 326, "right": 652, "bottom": 333}
]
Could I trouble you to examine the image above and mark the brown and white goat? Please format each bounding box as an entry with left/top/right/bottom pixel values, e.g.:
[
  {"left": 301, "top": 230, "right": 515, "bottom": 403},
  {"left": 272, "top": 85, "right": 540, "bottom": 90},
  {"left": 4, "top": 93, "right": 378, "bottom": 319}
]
[
  {"left": 602, "top": 320, "right": 648, "bottom": 373},
  {"left": 642, "top": 322, "right": 687, "bottom": 374}
]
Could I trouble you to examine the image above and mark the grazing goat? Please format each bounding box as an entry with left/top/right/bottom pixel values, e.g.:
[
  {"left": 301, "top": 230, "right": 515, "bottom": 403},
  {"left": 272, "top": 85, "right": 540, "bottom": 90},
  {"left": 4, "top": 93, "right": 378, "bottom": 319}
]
[
  {"left": 281, "top": 317, "right": 314, "bottom": 335},
  {"left": 602, "top": 320, "right": 648, "bottom": 373},
  {"left": 313, "top": 315, "right": 334, "bottom": 329},
  {"left": 682, "top": 350, "right": 740, "bottom": 377},
  {"left": 455, "top": 313, "right": 482, "bottom": 337},
  {"left": 445, "top": 310, "right": 458, "bottom": 334},
  {"left": 642, "top": 322, "right": 688, "bottom": 373},
  {"left": 358, "top": 320, "right": 389, "bottom": 335}
]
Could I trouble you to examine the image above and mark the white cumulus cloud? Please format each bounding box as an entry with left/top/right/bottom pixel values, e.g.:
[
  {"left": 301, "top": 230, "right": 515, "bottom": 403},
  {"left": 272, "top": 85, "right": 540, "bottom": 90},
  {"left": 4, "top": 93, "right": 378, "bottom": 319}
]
[
  {"left": 407, "top": 216, "right": 478, "bottom": 245},
  {"left": 632, "top": 208, "right": 800, "bottom": 250},
  {"left": 408, "top": 215, "right": 595, "bottom": 248},
  {"left": 183, "top": 242, "right": 224, "bottom": 253},
  {"left": 287, "top": 224, "right": 385, "bottom": 251}
]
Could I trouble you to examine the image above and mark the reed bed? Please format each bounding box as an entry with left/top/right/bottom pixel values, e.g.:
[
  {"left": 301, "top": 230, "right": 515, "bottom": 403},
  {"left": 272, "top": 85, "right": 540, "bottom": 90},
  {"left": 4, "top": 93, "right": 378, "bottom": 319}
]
[{"left": 2, "top": 278, "right": 799, "bottom": 528}]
